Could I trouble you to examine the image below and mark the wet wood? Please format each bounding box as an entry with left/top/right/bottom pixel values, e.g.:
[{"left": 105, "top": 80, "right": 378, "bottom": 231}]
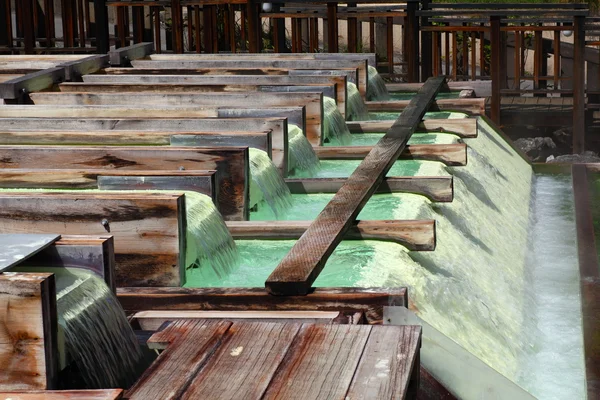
[
  {"left": 0, "top": 146, "right": 249, "bottom": 221},
  {"left": 0, "top": 272, "right": 58, "bottom": 390},
  {"left": 108, "top": 42, "right": 153, "bottom": 66},
  {"left": 313, "top": 144, "right": 468, "bottom": 166},
  {"left": 346, "top": 119, "right": 477, "bottom": 138},
  {"left": 0, "top": 68, "right": 65, "bottom": 100},
  {"left": 117, "top": 287, "right": 408, "bottom": 325},
  {"left": 366, "top": 98, "right": 486, "bottom": 115},
  {"left": 226, "top": 220, "right": 436, "bottom": 251},
  {"left": 266, "top": 77, "right": 445, "bottom": 295},
  {"left": 0, "top": 192, "right": 185, "bottom": 287},
  {"left": 0, "top": 390, "right": 123, "bottom": 399},
  {"left": 286, "top": 176, "right": 453, "bottom": 202},
  {"left": 0, "top": 234, "right": 60, "bottom": 272}
]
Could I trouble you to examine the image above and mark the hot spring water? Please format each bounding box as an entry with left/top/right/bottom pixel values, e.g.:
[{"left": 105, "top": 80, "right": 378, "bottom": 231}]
[
  {"left": 323, "top": 96, "right": 352, "bottom": 145},
  {"left": 248, "top": 148, "right": 291, "bottom": 216},
  {"left": 367, "top": 65, "right": 390, "bottom": 101},
  {"left": 287, "top": 124, "right": 320, "bottom": 173},
  {"left": 346, "top": 82, "right": 369, "bottom": 120}
]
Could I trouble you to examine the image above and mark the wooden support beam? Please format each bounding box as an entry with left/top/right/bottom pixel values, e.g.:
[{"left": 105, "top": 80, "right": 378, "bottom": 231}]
[
  {"left": 366, "top": 98, "right": 486, "bottom": 115},
  {"left": 58, "top": 55, "right": 109, "bottom": 82},
  {"left": 573, "top": 15, "right": 586, "bottom": 154},
  {"left": 108, "top": 42, "right": 154, "bottom": 67},
  {"left": 93, "top": 0, "right": 110, "bottom": 54},
  {"left": 0, "top": 272, "right": 58, "bottom": 390},
  {"left": 117, "top": 287, "right": 408, "bottom": 324},
  {"left": 265, "top": 76, "right": 445, "bottom": 295},
  {"left": 226, "top": 220, "right": 435, "bottom": 251},
  {"left": 313, "top": 144, "right": 468, "bottom": 166},
  {"left": 0, "top": 105, "right": 218, "bottom": 119},
  {"left": 0, "top": 68, "right": 65, "bottom": 100},
  {"left": 285, "top": 176, "right": 453, "bottom": 202},
  {"left": 346, "top": 119, "right": 478, "bottom": 138}
]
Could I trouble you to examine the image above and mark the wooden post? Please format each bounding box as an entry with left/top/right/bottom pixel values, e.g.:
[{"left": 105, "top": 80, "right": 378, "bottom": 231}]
[
  {"left": 327, "top": 3, "right": 338, "bottom": 53},
  {"left": 490, "top": 16, "right": 501, "bottom": 125},
  {"left": 273, "top": 5, "right": 287, "bottom": 53},
  {"left": 171, "top": 0, "right": 184, "bottom": 53},
  {"left": 246, "top": 0, "right": 259, "bottom": 53},
  {"left": 406, "top": 0, "right": 419, "bottom": 82},
  {"left": 420, "top": 0, "right": 433, "bottom": 80},
  {"left": 573, "top": 15, "right": 586, "bottom": 154},
  {"left": 21, "top": 0, "right": 35, "bottom": 53},
  {"left": 94, "top": 0, "right": 109, "bottom": 54},
  {"left": 347, "top": 3, "right": 357, "bottom": 53}
]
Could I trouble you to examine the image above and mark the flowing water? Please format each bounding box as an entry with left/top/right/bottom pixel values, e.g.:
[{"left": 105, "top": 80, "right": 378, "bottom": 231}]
[
  {"left": 248, "top": 148, "right": 292, "bottom": 216},
  {"left": 367, "top": 66, "right": 390, "bottom": 101},
  {"left": 287, "top": 124, "right": 320, "bottom": 173},
  {"left": 346, "top": 82, "right": 369, "bottom": 120},
  {"left": 323, "top": 96, "right": 352, "bottom": 145}
]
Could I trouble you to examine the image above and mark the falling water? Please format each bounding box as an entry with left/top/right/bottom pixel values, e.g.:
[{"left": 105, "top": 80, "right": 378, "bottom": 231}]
[
  {"left": 288, "top": 124, "right": 320, "bottom": 173},
  {"left": 249, "top": 148, "right": 292, "bottom": 216},
  {"left": 323, "top": 96, "right": 352, "bottom": 145},
  {"left": 346, "top": 82, "right": 369, "bottom": 120},
  {"left": 367, "top": 66, "right": 390, "bottom": 101}
]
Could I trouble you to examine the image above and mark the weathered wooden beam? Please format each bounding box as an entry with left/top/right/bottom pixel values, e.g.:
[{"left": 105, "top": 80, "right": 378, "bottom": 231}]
[
  {"left": 0, "top": 105, "right": 218, "bottom": 119},
  {"left": 148, "top": 53, "right": 377, "bottom": 67},
  {"left": 313, "top": 144, "right": 468, "bottom": 166},
  {"left": 0, "top": 67, "right": 65, "bottom": 100},
  {"left": 0, "top": 272, "right": 58, "bottom": 390},
  {"left": 0, "top": 390, "right": 124, "bottom": 399},
  {"left": 366, "top": 98, "right": 486, "bottom": 115},
  {"left": 265, "top": 76, "right": 446, "bottom": 295},
  {"left": 227, "top": 220, "right": 435, "bottom": 251},
  {"left": 108, "top": 42, "right": 153, "bottom": 66},
  {"left": 117, "top": 287, "right": 407, "bottom": 324},
  {"left": 286, "top": 176, "right": 453, "bottom": 202},
  {"left": 346, "top": 119, "right": 478, "bottom": 138},
  {"left": 58, "top": 55, "right": 109, "bottom": 82}
]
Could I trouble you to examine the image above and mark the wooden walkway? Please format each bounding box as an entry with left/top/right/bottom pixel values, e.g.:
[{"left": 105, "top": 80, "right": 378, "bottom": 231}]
[
  {"left": 126, "top": 319, "right": 422, "bottom": 400},
  {"left": 485, "top": 96, "right": 572, "bottom": 126}
]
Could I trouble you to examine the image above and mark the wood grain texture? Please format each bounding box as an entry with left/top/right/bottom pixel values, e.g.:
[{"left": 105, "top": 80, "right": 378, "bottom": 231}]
[
  {"left": 0, "top": 192, "right": 185, "bottom": 287},
  {"left": 0, "top": 273, "right": 57, "bottom": 390},
  {"left": 127, "top": 320, "right": 232, "bottom": 400},
  {"left": 285, "top": 176, "right": 453, "bottom": 202},
  {"left": 366, "top": 98, "right": 486, "bottom": 115},
  {"left": 263, "top": 324, "right": 371, "bottom": 399},
  {"left": 182, "top": 322, "right": 301, "bottom": 400},
  {"left": 346, "top": 119, "right": 477, "bottom": 138},
  {"left": 226, "top": 220, "right": 436, "bottom": 251},
  {"left": 0, "top": 105, "right": 218, "bottom": 119},
  {"left": 0, "top": 146, "right": 248, "bottom": 221},
  {"left": 0, "top": 390, "right": 123, "bottom": 400},
  {"left": 265, "top": 76, "right": 445, "bottom": 295},
  {"left": 117, "top": 287, "right": 408, "bottom": 324},
  {"left": 346, "top": 325, "right": 422, "bottom": 399}
]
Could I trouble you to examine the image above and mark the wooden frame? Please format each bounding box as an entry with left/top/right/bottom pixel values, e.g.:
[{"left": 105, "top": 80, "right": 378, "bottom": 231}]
[{"left": 347, "top": 119, "right": 478, "bottom": 138}]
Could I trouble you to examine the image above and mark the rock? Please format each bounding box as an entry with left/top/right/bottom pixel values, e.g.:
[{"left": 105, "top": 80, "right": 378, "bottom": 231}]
[
  {"left": 552, "top": 126, "right": 572, "bottom": 145},
  {"left": 546, "top": 155, "right": 555, "bottom": 162},
  {"left": 458, "top": 89, "right": 475, "bottom": 98},
  {"left": 547, "top": 151, "right": 600, "bottom": 163},
  {"left": 514, "top": 137, "right": 557, "bottom": 161}
]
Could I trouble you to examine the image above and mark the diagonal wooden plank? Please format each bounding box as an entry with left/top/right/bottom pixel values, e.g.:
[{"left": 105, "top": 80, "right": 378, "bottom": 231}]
[
  {"left": 346, "top": 325, "right": 422, "bottom": 399},
  {"left": 265, "top": 76, "right": 446, "bottom": 295},
  {"left": 262, "top": 324, "right": 372, "bottom": 399},
  {"left": 181, "top": 322, "right": 301, "bottom": 399}
]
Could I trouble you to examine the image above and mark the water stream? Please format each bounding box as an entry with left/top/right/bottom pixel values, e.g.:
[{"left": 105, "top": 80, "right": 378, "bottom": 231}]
[
  {"left": 287, "top": 124, "right": 320, "bottom": 173},
  {"left": 323, "top": 96, "right": 352, "bottom": 145},
  {"left": 346, "top": 82, "right": 369, "bottom": 120},
  {"left": 248, "top": 148, "right": 292, "bottom": 215},
  {"left": 367, "top": 66, "right": 390, "bottom": 101}
]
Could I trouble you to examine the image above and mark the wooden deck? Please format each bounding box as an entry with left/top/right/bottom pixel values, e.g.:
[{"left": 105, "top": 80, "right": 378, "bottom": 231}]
[
  {"left": 485, "top": 96, "right": 573, "bottom": 126},
  {"left": 126, "top": 319, "right": 421, "bottom": 400}
]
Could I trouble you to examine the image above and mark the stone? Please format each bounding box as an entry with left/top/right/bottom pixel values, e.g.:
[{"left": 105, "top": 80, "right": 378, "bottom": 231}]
[
  {"left": 514, "top": 137, "right": 557, "bottom": 161},
  {"left": 548, "top": 151, "right": 600, "bottom": 164}
]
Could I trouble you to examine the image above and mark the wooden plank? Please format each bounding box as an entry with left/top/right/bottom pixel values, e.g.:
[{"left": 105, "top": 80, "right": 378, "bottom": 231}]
[
  {"left": 108, "top": 42, "right": 154, "bottom": 66},
  {"left": 0, "top": 192, "right": 185, "bottom": 287},
  {"left": 262, "top": 324, "right": 371, "bottom": 399},
  {"left": 346, "top": 325, "right": 422, "bottom": 399},
  {"left": 117, "top": 287, "right": 408, "bottom": 324},
  {"left": 148, "top": 53, "right": 377, "bottom": 67},
  {"left": 0, "top": 390, "right": 123, "bottom": 400},
  {"left": 126, "top": 320, "right": 232, "bottom": 400},
  {"left": 171, "top": 131, "right": 272, "bottom": 157},
  {"left": 0, "top": 105, "right": 218, "bottom": 119},
  {"left": 0, "top": 234, "right": 60, "bottom": 272},
  {"left": 0, "top": 68, "right": 65, "bottom": 100},
  {"left": 266, "top": 77, "right": 445, "bottom": 295},
  {"left": 0, "top": 146, "right": 249, "bottom": 221},
  {"left": 181, "top": 322, "right": 301, "bottom": 399},
  {"left": 57, "top": 55, "right": 109, "bottom": 81},
  {"left": 0, "top": 273, "right": 58, "bottom": 390},
  {"left": 226, "top": 220, "right": 436, "bottom": 251},
  {"left": 313, "top": 144, "right": 468, "bottom": 166},
  {"left": 366, "top": 98, "right": 485, "bottom": 115},
  {"left": 286, "top": 176, "right": 453, "bottom": 202},
  {"left": 346, "top": 119, "right": 477, "bottom": 138}
]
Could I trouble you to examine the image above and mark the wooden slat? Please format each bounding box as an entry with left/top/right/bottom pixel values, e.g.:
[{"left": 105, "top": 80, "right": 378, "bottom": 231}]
[
  {"left": 366, "top": 98, "right": 485, "bottom": 115},
  {"left": 346, "top": 119, "right": 478, "bottom": 138},
  {"left": 57, "top": 55, "right": 109, "bottom": 81},
  {"left": 265, "top": 76, "right": 446, "bottom": 295},
  {"left": 148, "top": 53, "right": 377, "bottom": 67},
  {"left": 181, "top": 322, "right": 301, "bottom": 399},
  {"left": 262, "top": 324, "right": 371, "bottom": 399},
  {"left": 313, "top": 144, "right": 468, "bottom": 166},
  {"left": 0, "top": 390, "right": 123, "bottom": 400},
  {"left": 0, "top": 105, "right": 218, "bottom": 119},
  {"left": 286, "top": 176, "right": 453, "bottom": 202},
  {"left": 226, "top": 220, "right": 436, "bottom": 251},
  {"left": 127, "top": 320, "right": 232, "bottom": 400},
  {"left": 346, "top": 325, "right": 422, "bottom": 399}
]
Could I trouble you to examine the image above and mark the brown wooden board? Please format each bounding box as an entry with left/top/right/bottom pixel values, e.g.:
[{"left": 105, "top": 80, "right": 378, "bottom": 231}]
[
  {"left": 265, "top": 76, "right": 445, "bottom": 295},
  {"left": 0, "top": 273, "right": 58, "bottom": 390},
  {"left": 0, "top": 390, "right": 123, "bottom": 400},
  {"left": 346, "top": 119, "right": 478, "bottom": 138},
  {"left": 0, "top": 146, "right": 249, "bottom": 221},
  {"left": 0, "top": 192, "right": 185, "bottom": 287}
]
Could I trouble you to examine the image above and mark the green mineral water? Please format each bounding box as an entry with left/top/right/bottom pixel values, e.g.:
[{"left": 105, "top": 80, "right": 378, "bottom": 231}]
[
  {"left": 287, "top": 124, "right": 320, "bottom": 174},
  {"left": 323, "top": 96, "right": 352, "bottom": 145},
  {"left": 367, "top": 66, "right": 390, "bottom": 101},
  {"left": 346, "top": 82, "right": 368, "bottom": 120}
]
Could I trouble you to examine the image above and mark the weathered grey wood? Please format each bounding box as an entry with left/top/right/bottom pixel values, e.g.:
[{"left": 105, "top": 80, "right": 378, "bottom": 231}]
[
  {"left": 366, "top": 98, "right": 485, "bottom": 115},
  {"left": 347, "top": 119, "right": 478, "bottom": 138},
  {"left": 108, "top": 43, "right": 154, "bottom": 66},
  {"left": 288, "top": 69, "right": 358, "bottom": 85},
  {"left": 58, "top": 55, "right": 109, "bottom": 82},
  {"left": 285, "top": 176, "right": 453, "bottom": 202},
  {"left": 0, "top": 68, "right": 65, "bottom": 100},
  {"left": 0, "top": 234, "right": 60, "bottom": 272},
  {"left": 171, "top": 131, "right": 272, "bottom": 157},
  {"left": 0, "top": 105, "right": 218, "bottom": 119},
  {"left": 313, "top": 144, "right": 468, "bottom": 166},
  {"left": 265, "top": 76, "right": 445, "bottom": 295},
  {"left": 0, "top": 390, "right": 123, "bottom": 399},
  {"left": 226, "top": 220, "right": 436, "bottom": 251}
]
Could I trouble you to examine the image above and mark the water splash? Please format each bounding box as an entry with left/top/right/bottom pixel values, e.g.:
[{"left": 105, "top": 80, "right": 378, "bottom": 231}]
[
  {"left": 346, "top": 82, "right": 369, "bottom": 120},
  {"left": 323, "top": 96, "right": 352, "bottom": 145},
  {"left": 288, "top": 124, "right": 320, "bottom": 173},
  {"left": 367, "top": 66, "right": 390, "bottom": 101},
  {"left": 249, "top": 147, "right": 292, "bottom": 216},
  {"left": 184, "top": 192, "right": 239, "bottom": 279}
]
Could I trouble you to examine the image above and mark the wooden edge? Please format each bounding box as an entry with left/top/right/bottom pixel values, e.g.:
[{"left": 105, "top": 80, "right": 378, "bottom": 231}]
[
  {"left": 108, "top": 43, "right": 154, "bottom": 66},
  {"left": 0, "top": 67, "right": 65, "bottom": 100},
  {"left": 366, "top": 98, "right": 486, "bottom": 115},
  {"left": 285, "top": 176, "right": 453, "bottom": 202},
  {"left": 346, "top": 119, "right": 477, "bottom": 138},
  {"left": 0, "top": 390, "right": 124, "bottom": 399},
  {"left": 171, "top": 131, "right": 273, "bottom": 158},
  {"left": 313, "top": 144, "right": 468, "bottom": 166},
  {"left": 117, "top": 287, "right": 408, "bottom": 324},
  {"left": 58, "top": 55, "right": 109, "bottom": 82},
  {"left": 572, "top": 164, "right": 600, "bottom": 397},
  {"left": 226, "top": 220, "right": 435, "bottom": 251}
]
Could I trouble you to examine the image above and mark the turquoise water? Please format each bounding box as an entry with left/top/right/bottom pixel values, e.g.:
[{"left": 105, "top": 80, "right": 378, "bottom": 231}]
[
  {"left": 368, "top": 111, "right": 463, "bottom": 121},
  {"left": 389, "top": 91, "right": 461, "bottom": 101},
  {"left": 290, "top": 159, "right": 443, "bottom": 180},
  {"left": 340, "top": 132, "right": 461, "bottom": 147}
]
